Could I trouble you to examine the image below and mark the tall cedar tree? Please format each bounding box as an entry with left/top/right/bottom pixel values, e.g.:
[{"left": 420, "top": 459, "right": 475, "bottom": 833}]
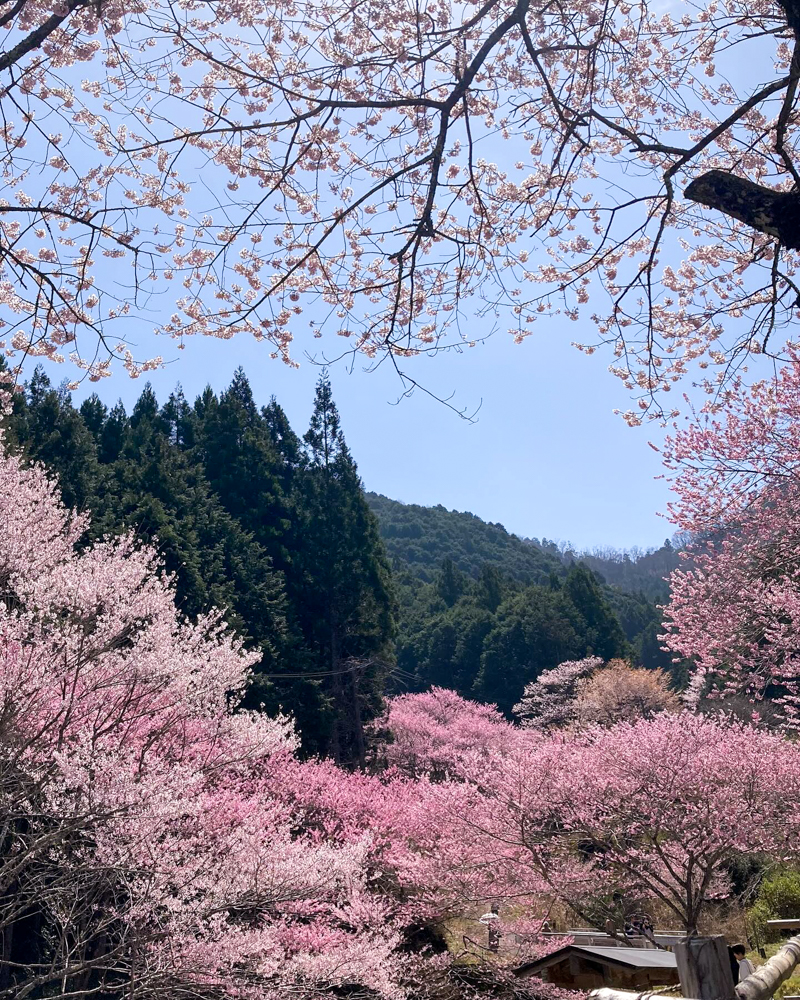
[
  {"left": 190, "top": 370, "right": 292, "bottom": 567},
  {"left": 563, "top": 563, "right": 630, "bottom": 661},
  {"left": 97, "top": 387, "right": 290, "bottom": 683},
  {"left": 186, "top": 372, "right": 333, "bottom": 750},
  {"left": 299, "top": 373, "right": 395, "bottom": 765},
  {"left": 436, "top": 557, "right": 467, "bottom": 607}
]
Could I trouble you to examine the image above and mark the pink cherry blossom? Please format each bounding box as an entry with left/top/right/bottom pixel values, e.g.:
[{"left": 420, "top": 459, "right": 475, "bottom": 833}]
[
  {"left": 663, "top": 347, "right": 800, "bottom": 726},
  {"left": 0, "top": 428, "right": 401, "bottom": 1000}
]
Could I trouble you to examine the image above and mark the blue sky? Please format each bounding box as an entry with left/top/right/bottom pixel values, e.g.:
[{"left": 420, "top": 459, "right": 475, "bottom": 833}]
[{"left": 65, "top": 319, "right": 673, "bottom": 552}]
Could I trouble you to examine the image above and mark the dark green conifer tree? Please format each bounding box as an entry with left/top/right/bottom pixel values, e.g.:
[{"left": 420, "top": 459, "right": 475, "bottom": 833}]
[
  {"left": 187, "top": 373, "right": 334, "bottom": 750},
  {"left": 94, "top": 388, "right": 289, "bottom": 661},
  {"left": 436, "top": 557, "right": 467, "bottom": 607},
  {"left": 563, "top": 563, "right": 630, "bottom": 660},
  {"left": 473, "top": 585, "right": 588, "bottom": 714},
  {"left": 5, "top": 367, "right": 99, "bottom": 512},
  {"left": 97, "top": 400, "right": 128, "bottom": 464},
  {"left": 477, "top": 563, "right": 505, "bottom": 612},
  {"left": 191, "top": 369, "right": 293, "bottom": 568},
  {"left": 298, "top": 372, "right": 395, "bottom": 765}
]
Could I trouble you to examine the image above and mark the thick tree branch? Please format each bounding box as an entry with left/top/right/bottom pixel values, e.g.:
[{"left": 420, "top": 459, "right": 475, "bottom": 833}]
[
  {"left": 0, "top": 0, "right": 88, "bottom": 73},
  {"left": 685, "top": 170, "right": 800, "bottom": 249}
]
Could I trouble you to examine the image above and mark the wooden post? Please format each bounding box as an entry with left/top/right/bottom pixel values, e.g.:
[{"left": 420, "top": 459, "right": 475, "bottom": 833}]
[{"left": 673, "top": 936, "right": 737, "bottom": 1000}]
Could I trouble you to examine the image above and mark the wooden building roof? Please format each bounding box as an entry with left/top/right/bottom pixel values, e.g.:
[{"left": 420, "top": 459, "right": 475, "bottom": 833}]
[{"left": 516, "top": 944, "right": 678, "bottom": 976}]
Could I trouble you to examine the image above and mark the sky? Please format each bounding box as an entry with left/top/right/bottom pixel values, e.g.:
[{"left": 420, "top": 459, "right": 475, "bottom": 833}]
[{"left": 64, "top": 319, "right": 674, "bottom": 553}]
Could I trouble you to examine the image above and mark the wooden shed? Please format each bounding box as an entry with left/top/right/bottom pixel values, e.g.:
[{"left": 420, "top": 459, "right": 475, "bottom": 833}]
[{"left": 515, "top": 944, "right": 680, "bottom": 992}]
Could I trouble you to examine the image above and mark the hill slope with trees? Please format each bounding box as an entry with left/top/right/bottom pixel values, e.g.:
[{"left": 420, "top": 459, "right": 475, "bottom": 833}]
[
  {"left": 366, "top": 493, "right": 564, "bottom": 585},
  {"left": 366, "top": 494, "right": 681, "bottom": 698},
  {"left": 368, "top": 492, "right": 681, "bottom": 600}
]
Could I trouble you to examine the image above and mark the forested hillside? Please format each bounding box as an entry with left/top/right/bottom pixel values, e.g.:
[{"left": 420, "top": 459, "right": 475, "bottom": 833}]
[
  {"left": 367, "top": 494, "right": 680, "bottom": 701},
  {"left": 366, "top": 493, "right": 563, "bottom": 584},
  {"left": 3, "top": 365, "right": 681, "bottom": 754},
  {"left": 531, "top": 537, "right": 683, "bottom": 603}
]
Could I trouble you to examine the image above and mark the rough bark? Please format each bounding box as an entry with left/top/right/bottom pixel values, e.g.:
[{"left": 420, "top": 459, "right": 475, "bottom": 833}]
[
  {"left": 674, "top": 935, "right": 736, "bottom": 1000},
  {"left": 684, "top": 171, "right": 800, "bottom": 250}
]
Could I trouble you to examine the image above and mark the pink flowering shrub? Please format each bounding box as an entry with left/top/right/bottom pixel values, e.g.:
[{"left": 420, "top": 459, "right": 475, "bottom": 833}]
[{"left": 375, "top": 686, "right": 512, "bottom": 775}]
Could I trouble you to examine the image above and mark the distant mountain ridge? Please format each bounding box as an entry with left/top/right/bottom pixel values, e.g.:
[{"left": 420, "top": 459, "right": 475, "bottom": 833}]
[
  {"left": 366, "top": 492, "right": 681, "bottom": 599},
  {"left": 365, "top": 493, "right": 563, "bottom": 585}
]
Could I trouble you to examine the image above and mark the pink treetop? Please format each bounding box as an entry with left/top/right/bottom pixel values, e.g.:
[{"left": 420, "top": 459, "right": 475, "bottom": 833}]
[
  {"left": 663, "top": 349, "right": 800, "bottom": 725},
  {"left": 376, "top": 686, "right": 513, "bottom": 775},
  {"left": 0, "top": 431, "right": 401, "bottom": 1000},
  {"left": 514, "top": 657, "right": 604, "bottom": 729}
]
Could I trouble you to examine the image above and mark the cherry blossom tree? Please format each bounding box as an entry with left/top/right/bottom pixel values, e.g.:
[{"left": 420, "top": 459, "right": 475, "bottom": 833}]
[
  {"left": 5, "top": 0, "right": 800, "bottom": 410},
  {"left": 516, "top": 657, "right": 679, "bottom": 731},
  {"left": 661, "top": 348, "right": 800, "bottom": 727},
  {"left": 549, "top": 712, "right": 800, "bottom": 934},
  {"left": 378, "top": 693, "right": 800, "bottom": 936},
  {"left": 514, "top": 656, "right": 603, "bottom": 730},
  {"left": 0, "top": 429, "right": 401, "bottom": 1000},
  {"left": 375, "top": 686, "right": 512, "bottom": 776}
]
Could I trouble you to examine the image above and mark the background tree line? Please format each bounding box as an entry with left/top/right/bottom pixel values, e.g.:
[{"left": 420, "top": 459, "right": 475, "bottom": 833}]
[
  {"left": 369, "top": 495, "right": 684, "bottom": 711},
  {"left": 3, "top": 365, "right": 683, "bottom": 755}
]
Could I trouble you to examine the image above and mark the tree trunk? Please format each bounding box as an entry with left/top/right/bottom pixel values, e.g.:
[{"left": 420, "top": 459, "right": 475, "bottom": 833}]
[
  {"left": 674, "top": 936, "right": 736, "bottom": 1000},
  {"left": 329, "top": 622, "right": 343, "bottom": 765},
  {"left": 348, "top": 661, "right": 366, "bottom": 769}
]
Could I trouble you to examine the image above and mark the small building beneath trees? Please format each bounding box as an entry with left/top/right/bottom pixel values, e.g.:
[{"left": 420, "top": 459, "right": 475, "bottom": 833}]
[{"left": 515, "top": 945, "right": 680, "bottom": 991}]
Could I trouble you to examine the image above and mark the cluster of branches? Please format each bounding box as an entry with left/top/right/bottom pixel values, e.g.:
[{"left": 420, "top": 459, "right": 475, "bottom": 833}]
[{"left": 2, "top": 0, "right": 800, "bottom": 413}]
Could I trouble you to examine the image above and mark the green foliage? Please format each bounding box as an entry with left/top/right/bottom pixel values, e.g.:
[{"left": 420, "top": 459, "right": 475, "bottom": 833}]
[
  {"left": 377, "top": 499, "right": 684, "bottom": 711},
  {"left": 774, "top": 972, "right": 800, "bottom": 1000},
  {"left": 530, "top": 536, "right": 683, "bottom": 604},
  {"left": 436, "top": 557, "right": 468, "bottom": 607},
  {"left": 366, "top": 493, "right": 562, "bottom": 584},
  {"left": 749, "top": 868, "right": 800, "bottom": 944},
  {"left": 475, "top": 585, "right": 590, "bottom": 714},
  {"left": 393, "top": 557, "right": 641, "bottom": 716},
  {"left": 562, "top": 563, "right": 630, "bottom": 661},
  {"left": 295, "top": 373, "right": 395, "bottom": 764}
]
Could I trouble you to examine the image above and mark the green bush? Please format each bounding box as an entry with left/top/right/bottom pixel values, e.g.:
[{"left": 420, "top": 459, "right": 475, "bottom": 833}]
[
  {"left": 775, "top": 973, "right": 800, "bottom": 1000},
  {"left": 749, "top": 869, "right": 800, "bottom": 944}
]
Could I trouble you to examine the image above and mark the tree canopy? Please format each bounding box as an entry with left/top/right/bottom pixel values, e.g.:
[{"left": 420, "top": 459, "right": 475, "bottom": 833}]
[{"left": 4, "top": 0, "right": 800, "bottom": 417}]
